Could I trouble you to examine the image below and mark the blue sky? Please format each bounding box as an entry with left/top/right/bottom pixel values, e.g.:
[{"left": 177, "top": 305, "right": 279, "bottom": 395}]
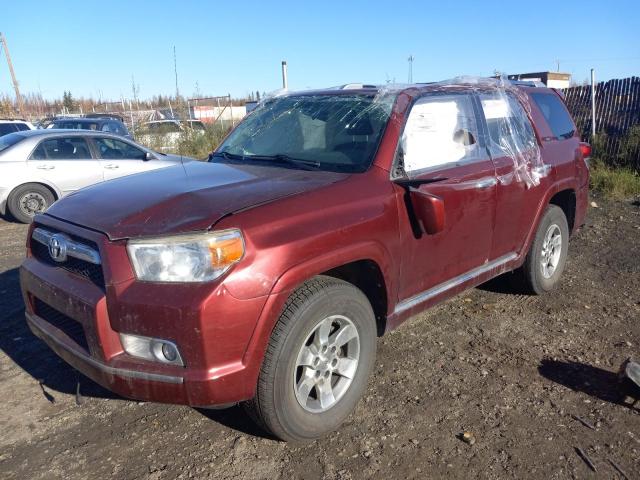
[{"left": 2, "top": 0, "right": 639, "bottom": 101}]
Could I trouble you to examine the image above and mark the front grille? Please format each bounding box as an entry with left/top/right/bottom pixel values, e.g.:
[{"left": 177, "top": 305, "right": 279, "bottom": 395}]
[
  {"left": 30, "top": 227, "right": 105, "bottom": 290},
  {"left": 34, "top": 298, "right": 89, "bottom": 352}
]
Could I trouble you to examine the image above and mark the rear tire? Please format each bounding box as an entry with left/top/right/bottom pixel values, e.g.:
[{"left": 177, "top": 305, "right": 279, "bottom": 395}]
[
  {"left": 244, "top": 276, "right": 377, "bottom": 442},
  {"left": 512, "top": 205, "right": 569, "bottom": 294},
  {"left": 7, "top": 183, "right": 55, "bottom": 223}
]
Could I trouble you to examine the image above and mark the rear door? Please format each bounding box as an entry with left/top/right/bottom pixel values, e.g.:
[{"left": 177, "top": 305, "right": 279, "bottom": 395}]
[
  {"left": 27, "top": 136, "right": 103, "bottom": 194},
  {"left": 91, "top": 136, "right": 167, "bottom": 180},
  {"left": 396, "top": 92, "right": 498, "bottom": 301},
  {"left": 477, "top": 92, "right": 543, "bottom": 259}
]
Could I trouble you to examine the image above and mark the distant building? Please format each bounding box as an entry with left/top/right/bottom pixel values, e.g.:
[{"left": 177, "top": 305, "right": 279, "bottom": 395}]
[{"left": 507, "top": 72, "right": 571, "bottom": 89}]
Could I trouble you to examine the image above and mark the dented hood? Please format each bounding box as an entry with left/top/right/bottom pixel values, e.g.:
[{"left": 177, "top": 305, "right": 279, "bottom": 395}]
[{"left": 45, "top": 161, "right": 348, "bottom": 240}]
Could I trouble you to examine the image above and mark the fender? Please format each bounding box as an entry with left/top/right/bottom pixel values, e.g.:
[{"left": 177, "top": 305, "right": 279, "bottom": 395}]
[
  {"left": 270, "top": 240, "right": 395, "bottom": 301},
  {"left": 518, "top": 177, "right": 579, "bottom": 264},
  {"left": 238, "top": 241, "right": 396, "bottom": 395}
]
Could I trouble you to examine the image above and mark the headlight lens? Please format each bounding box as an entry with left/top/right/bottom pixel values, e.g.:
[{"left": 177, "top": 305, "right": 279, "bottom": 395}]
[{"left": 127, "top": 229, "right": 244, "bottom": 282}]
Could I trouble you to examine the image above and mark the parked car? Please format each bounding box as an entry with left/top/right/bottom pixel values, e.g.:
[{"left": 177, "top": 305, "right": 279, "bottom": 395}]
[
  {"left": 137, "top": 119, "right": 205, "bottom": 152},
  {"left": 0, "top": 129, "right": 191, "bottom": 223},
  {"left": 47, "top": 117, "right": 132, "bottom": 139},
  {"left": 20, "top": 80, "right": 590, "bottom": 441},
  {"left": 0, "top": 119, "right": 35, "bottom": 136}
]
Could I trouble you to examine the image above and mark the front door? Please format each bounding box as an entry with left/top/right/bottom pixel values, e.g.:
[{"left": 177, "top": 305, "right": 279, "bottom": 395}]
[
  {"left": 91, "top": 137, "right": 164, "bottom": 181},
  {"left": 396, "top": 92, "right": 498, "bottom": 302}
]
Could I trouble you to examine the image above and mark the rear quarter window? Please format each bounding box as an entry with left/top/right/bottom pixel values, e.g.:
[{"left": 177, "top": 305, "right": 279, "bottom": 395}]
[{"left": 530, "top": 92, "right": 575, "bottom": 140}]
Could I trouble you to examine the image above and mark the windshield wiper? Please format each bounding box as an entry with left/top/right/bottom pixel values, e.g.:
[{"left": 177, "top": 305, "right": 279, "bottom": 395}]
[
  {"left": 244, "top": 153, "right": 321, "bottom": 170},
  {"left": 210, "top": 151, "right": 245, "bottom": 162},
  {"left": 210, "top": 151, "right": 321, "bottom": 170}
]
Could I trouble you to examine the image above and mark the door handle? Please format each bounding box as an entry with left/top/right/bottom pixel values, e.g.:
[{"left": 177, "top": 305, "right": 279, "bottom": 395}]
[
  {"left": 104, "top": 164, "right": 119, "bottom": 169},
  {"left": 475, "top": 177, "right": 497, "bottom": 189},
  {"left": 36, "top": 165, "right": 55, "bottom": 170}
]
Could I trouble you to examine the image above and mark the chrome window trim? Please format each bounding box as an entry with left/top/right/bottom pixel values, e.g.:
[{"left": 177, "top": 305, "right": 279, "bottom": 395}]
[
  {"left": 32, "top": 227, "right": 101, "bottom": 265},
  {"left": 394, "top": 252, "right": 518, "bottom": 315}
]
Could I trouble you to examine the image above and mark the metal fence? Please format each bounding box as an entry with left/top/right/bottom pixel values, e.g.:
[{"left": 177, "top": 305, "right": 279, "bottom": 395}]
[{"left": 562, "top": 76, "right": 640, "bottom": 169}]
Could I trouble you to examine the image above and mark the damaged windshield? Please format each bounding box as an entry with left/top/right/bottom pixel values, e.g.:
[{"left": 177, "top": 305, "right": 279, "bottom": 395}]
[{"left": 213, "top": 93, "right": 393, "bottom": 173}]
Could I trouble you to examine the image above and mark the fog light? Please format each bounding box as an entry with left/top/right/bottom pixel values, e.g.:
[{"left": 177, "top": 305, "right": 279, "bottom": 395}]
[
  {"left": 120, "top": 333, "right": 184, "bottom": 366},
  {"left": 161, "top": 342, "right": 178, "bottom": 362}
]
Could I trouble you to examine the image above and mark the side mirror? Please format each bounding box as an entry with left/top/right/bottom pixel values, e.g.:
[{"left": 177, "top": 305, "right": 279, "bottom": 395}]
[
  {"left": 409, "top": 188, "right": 445, "bottom": 235},
  {"left": 144, "top": 151, "right": 154, "bottom": 161}
]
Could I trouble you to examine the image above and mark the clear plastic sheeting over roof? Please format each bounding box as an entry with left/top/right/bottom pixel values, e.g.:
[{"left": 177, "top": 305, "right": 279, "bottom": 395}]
[{"left": 249, "top": 77, "right": 546, "bottom": 187}]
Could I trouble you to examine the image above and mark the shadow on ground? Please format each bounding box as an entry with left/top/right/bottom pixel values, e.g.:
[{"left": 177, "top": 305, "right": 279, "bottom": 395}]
[
  {"left": 477, "top": 272, "right": 525, "bottom": 295},
  {"left": 538, "top": 358, "right": 638, "bottom": 407},
  {"left": 196, "top": 406, "right": 277, "bottom": 440}
]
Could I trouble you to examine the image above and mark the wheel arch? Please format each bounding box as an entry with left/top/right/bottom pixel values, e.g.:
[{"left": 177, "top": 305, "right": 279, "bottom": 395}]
[
  {"left": 519, "top": 179, "right": 578, "bottom": 263},
  {"left": 5, "top": 181, "right": 60, "bottom": 217},
  {"left": 9, "top": 181, "right": 61, "bottom": 202},
  {"left": 548, "top": 188, "right": 576, "bottom": 233}
]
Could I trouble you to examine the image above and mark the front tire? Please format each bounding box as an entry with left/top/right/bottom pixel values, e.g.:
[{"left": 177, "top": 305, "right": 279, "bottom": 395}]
[
  {"left": 7, "top": 183, "right": 55, "bottom": 223},
  {"left": 513, "top": 205, "right": 569, "bottom": 294},
  {"left": 245, "top": 276, "right": 377, "bottom": 442}
]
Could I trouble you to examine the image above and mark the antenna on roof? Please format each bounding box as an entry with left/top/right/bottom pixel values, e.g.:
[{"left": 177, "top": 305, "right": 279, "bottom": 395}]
[{"left": 407, "top": 55, "right": 414, "bottom": 83}]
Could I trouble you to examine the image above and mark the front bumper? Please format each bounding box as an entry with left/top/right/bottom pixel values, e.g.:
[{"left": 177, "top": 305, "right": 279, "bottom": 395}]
[{"left": 20, "top": 215, "right": 273, "bottom": 407}]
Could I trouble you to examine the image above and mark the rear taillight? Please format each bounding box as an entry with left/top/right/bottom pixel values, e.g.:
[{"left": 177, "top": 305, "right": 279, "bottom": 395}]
[
  {"left": 579, "top": 142, "right": 592, "bottom": 159},
  {"left": 579, "top": 142, "right": 592, "bottom": 169}
]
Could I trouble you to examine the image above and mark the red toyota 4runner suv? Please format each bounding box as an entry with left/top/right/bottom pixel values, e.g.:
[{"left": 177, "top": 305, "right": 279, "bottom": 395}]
[{"left": 20, "top": 79, "right": 590, "bottom": 441}]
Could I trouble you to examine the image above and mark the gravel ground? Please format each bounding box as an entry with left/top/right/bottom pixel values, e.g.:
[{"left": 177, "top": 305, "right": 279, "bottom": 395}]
[{"left": 1, "top": 195, "right": 639, "bottom": 480}]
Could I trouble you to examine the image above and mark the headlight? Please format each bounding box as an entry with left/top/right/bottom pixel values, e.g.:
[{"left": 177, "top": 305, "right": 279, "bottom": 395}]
[{"left": 127, "top": 229, "right": 244, "bottom": 282}]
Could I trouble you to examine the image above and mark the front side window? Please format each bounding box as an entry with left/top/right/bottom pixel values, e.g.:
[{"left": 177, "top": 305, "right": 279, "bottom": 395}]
[
  {"left": 30, "top": 137, "right": 92, "bottom": 160},
  {"left": 530, "top": 92, "right": 575, "bottom": 140},
  {"left": 94, "top": 137, "right": 146, "bottom": 160},
  {"left": 401, "top": 94, "right": 482, "bottom": 174},
  {"left": 215, "top": 94, "right": 393, "bottom": 173}
]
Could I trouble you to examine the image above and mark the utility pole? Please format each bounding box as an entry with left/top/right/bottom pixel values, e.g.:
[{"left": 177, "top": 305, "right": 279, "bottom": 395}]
[
  {"left": 556, "top": 59, "right": 560, "bottom": 72},
  {"left": 0, "top": 32, "right": 25, "bottom": 114},
  {"left": 173, "top": 46, "right": 180, "bottom": 100},
  {"left": 408, "top": 55, "right": 414, "bottom": 83}
]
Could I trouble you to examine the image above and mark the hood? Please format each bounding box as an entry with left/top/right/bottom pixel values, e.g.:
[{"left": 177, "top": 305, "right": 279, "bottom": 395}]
[{"left": 45, "top": 161, "right": 349, "bottom": 240}]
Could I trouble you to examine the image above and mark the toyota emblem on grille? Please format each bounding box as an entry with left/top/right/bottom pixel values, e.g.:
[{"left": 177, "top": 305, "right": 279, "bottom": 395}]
[{"left": 48, "top": 234, "right": 68, "bottom": 263}]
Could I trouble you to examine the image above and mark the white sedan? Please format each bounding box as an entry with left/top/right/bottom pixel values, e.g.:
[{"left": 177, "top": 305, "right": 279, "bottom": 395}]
[{"left": 0, "top": 129, "right": 193, "bottom": 223}]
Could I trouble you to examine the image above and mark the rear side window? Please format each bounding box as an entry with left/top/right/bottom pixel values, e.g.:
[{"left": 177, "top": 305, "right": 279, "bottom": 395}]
[
  {"left": 479, "top": 93, "right": 537, "bottom": 157},
  {"left": 30, "top": 137, "right": 93, "bottom": 160},
  {"left": 530, "top": 92, "right": 575, "bottom": 140},
  {"left": 15, "top": 123, "right": 30, "bottom": 132}
]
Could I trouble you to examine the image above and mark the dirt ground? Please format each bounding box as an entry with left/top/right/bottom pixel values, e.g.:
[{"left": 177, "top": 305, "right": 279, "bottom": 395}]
[{"left": 1, "top": 195, "right": 639, "bottom": 480}]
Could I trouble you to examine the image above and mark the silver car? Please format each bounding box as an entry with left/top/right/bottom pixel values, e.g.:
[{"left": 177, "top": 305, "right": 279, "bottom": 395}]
[{"left": 0, "top": 129, "right": 191, "bottom": 223}]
